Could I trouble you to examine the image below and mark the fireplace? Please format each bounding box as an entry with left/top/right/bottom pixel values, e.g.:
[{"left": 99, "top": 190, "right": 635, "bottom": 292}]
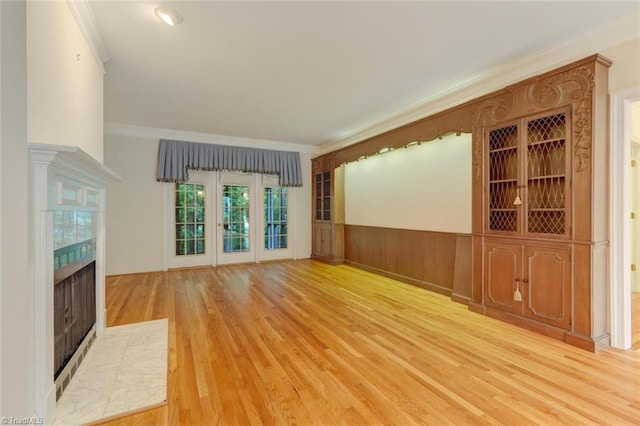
[
  {"left": 29, "top": 144, "right": 120, "bottom": 424},
  {"left": 53, "top": 234, "right": 97, "bottom": 398},
  {"left": 54, "top": 258, "right": 96, "bottom": 379}
]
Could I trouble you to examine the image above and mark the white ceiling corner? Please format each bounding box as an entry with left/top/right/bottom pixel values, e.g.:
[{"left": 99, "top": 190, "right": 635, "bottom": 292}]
[{"left": 66, "top": 0, "right": 110, "bottom": 71}]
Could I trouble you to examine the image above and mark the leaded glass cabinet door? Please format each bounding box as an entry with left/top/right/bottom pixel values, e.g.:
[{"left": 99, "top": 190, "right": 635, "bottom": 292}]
[
  {"left": 524, "top": 109, "right": 571, "bottom": 238},
  {"left": 486, "top": 123, "right": 520, "bottom": 235}
]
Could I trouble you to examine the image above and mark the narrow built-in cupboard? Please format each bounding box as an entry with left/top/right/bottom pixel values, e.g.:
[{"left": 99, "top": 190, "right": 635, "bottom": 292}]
[
  {"left": 311, "top": 153, "right": 344, "bottom": 264},
  {"left": 470, "top": 55, "right": 611, "bottom": 351}
]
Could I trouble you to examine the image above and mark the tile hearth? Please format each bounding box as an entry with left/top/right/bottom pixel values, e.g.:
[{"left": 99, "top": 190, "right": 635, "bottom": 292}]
[{"left": 54, "top": 319, "right": 168, "bottom": 425}]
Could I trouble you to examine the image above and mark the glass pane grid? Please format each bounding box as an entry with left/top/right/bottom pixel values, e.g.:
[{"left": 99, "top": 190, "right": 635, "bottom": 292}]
[
  {"left": 527, "top": 113, "right": 565, "bottom": 143},
  {"left": 489, "top": 149, "right": 517, "bottom": 181},
  {"left": 175, "top": 183, "right": 205, "bottom": 256},
  {"left": 528, "top": 211, "right": 565, "bottom": 234},
  {"left": 526, "top": 113, "right": 567, "bottom": 235},
  {"left": 527, "top": 178, "right": 565, "bottom": 210},
  {"left": 489, "top": 182, "right": 517, "bottom": 209},
  {"left": 264, "top": 187, "right": 288, "bottom": 250},
  {"left": 489, "top": 125, "right": 518, "bottom": 150},
  {"left": 223, "top": 185, "right": 250, "bottom": 253},
  {"left": 528, "top": 140, "right": 565, "bottom": 177},
  {"left": 489, "top": 211, "right": 517, "bottom": 232}
]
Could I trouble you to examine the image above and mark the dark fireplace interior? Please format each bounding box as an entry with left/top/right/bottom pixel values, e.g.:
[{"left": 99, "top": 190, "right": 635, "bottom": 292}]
[{"left": 53, "top": 239, "right": 96, "bottom": 380}]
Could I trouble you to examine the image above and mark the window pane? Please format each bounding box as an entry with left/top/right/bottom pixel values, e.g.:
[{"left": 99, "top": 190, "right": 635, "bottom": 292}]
[
  {"left": 222, "top": 185, "right": 250, "bottom": 253},
  {"left": 264, "top": 187, "right": 288, "bottom": 250},
  {"left": 175, "top": 183, "right": 205, "bottom": 256}
]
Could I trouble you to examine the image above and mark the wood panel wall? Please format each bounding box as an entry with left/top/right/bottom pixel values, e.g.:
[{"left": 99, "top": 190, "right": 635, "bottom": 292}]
[{"left": 344, "top": 225, "right": 471, "bottom": 301}]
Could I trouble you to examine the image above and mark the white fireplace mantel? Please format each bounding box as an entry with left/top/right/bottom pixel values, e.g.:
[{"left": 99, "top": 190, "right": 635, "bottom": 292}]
[{"left": 29, "top": 143, "right": 120, "bottom": 424}]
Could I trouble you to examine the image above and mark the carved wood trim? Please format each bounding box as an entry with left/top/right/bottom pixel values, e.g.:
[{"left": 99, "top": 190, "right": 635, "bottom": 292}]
[
  {"left": 472, "top": 64, "right": 596, "bottom": 175},
  {"left": 311, "top": 158, "right": 322, "bottom": 173},
  {"left": 573, "top": 98, "right": 593, "bottom": 173},
  {"left": 471, "top": 105, "right": 483, "bottom": 181}
]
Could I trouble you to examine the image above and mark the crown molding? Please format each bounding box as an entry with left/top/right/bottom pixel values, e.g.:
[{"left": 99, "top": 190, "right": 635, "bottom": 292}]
[
  {"left": 318, "top": 13, "right": 640, "bottom": 155},
  {"left": 104, "top": 123, "right": 318, "bottom": 154},
  {"left": 66, "top": 0, "right": 110, "bottom": 73}
]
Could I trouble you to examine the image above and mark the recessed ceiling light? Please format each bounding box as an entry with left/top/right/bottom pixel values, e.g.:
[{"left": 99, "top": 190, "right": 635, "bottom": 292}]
[{"left": 154, "top": 7, "right": 183, "bottom": 26}]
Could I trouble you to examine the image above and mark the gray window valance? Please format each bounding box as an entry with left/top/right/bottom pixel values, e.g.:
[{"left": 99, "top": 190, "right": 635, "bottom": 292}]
[{"left": 157, "top": 139, "right": 303, "bottom": 187}]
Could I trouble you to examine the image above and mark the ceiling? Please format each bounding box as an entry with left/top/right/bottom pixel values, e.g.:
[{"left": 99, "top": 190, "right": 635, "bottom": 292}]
[{"left": 91, "top": 1, "right": 639, "bottom": 147}]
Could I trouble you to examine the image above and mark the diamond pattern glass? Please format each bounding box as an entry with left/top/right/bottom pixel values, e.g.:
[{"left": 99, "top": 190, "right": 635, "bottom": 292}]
[
  {"left": 488, "top": 125, "right": 518, "bottom": 232},
  {"left": 526, "top": 113, "right": 566, "bottom": 235}
]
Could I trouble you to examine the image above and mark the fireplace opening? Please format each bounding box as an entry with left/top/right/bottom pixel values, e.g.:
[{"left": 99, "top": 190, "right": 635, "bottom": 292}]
[{"left": 53, "top": 237, "right": 96, "bottom": 398}]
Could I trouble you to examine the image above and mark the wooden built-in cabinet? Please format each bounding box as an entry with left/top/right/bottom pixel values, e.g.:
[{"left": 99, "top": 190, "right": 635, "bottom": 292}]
[
  {"left": 311, "top": 153, "right": 344, "bottom": 264},
  {"left": 471, "top": 54, "right": 611, "bottom": 351},
  {"left": 484, "top": 240, "right": 571, "bottom": 331}
]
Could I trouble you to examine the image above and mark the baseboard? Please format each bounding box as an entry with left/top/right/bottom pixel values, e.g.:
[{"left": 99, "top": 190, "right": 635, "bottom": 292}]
[
  {"left": 311, "top": 254, "right": 344, "bottom": 265},
  {"left": 451, "top": 293, "right": 471, "bottom": 305},
  {"left": 467, "top": 301, "right": 485, "bottom": 315},
  {"left": 484, "top": 307, "right": 567, "bottom": 342},
  {"left": 564, "top": 332, "right": 610, "bottom": 352},
  {"left": 344, "top": 260, "right": 452, "bottom": 297}
]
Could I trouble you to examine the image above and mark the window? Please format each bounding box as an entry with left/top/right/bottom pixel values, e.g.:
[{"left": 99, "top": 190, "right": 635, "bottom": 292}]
[
  {"left": 264, "top": 187, "right": 287, "bottom": 249},
  {"left": 175, "top": 183, "right": 205, "bottom": 255},
  {"left": 222, "top": 185, "right": 250, "bottom": 253}
]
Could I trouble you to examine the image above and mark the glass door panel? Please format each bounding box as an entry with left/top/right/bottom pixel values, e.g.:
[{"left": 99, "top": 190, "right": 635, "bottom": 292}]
[
  {"left": 264, "top": 187, "right": 288, "bottom": 250},
  {"left": 222, "top": 185, "right": 250, "bottom": 253},
  {"left": 217, "top": 173, "right": 255, "bottom": 265},
  {"left": 525, "top": 111, "right": 569, "bottom": 236},
  {"left": 165, "top": 172, "right": 213, "bottom": 269},
  {"left": 487, "top": 124, "right": 519, "bottom": 234}
]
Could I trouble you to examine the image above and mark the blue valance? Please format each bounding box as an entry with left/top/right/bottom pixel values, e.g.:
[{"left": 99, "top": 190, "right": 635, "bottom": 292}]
[{"left": 157, "top": 139, "right": 303, "bottom": 187}]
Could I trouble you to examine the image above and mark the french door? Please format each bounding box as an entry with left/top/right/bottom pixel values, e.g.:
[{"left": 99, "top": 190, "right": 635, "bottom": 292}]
[
  {"left": 165, "top": 172, "right": 293, "bottom": 269},
  {"left": 165, "top": 172, "right": 214, "bottom": 269},
  {"left": 217, "top": 173, "right": 254, "bottom": 265}
]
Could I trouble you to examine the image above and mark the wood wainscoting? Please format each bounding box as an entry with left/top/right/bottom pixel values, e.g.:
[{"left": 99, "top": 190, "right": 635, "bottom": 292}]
[{"left": 344, "top": 225, "right": 471, "bottom": 303}]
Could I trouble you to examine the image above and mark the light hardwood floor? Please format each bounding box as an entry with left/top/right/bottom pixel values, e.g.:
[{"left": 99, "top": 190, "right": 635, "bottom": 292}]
[{"left": 100, "top": 260, "right": 640, "bottom": 425}]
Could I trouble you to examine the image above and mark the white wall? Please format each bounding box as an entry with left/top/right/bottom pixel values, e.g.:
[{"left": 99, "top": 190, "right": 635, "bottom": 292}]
[
  {"left": 0, "top": 0, "right": 104, "bottom": 419},
  {"left": 0, "top": 0, "right": 31, "bottom": 418},
  {"left": 104, "top": 135, "right": 164, "bottom": 274},
  {"left": 104, "top": 131, "right": 312, "bottom": 275},
  {"left": 345, "top": 133, "right": 472, "bottom": 233},
  {"left": 27, "top": 0, "right": 104, "bottom": 162},
  {"left": 602, "top": 37, "right": 640, "bottom": 93}
]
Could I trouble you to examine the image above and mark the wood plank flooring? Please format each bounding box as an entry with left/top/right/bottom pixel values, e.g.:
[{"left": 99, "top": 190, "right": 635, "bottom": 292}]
[{"left": 99, "top": 260, "right": 640, "bottom": 425}]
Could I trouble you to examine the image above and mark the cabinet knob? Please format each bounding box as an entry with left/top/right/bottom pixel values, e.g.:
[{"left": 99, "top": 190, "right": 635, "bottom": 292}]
[
  {"left": 515, "top": 278, "right": 520, "bottom": 282},
  {"left": 523, "top": 279, "right": 528, "bottom": 283}
]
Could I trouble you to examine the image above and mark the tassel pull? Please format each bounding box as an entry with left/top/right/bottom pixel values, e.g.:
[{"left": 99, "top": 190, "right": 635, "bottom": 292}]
[
  {"left": 513, "top": 194, "right": 522, "bottom": 206},
  {"left": 513, "top": 288, "right": 522, "bottom": 302},
  {"left": 513, "top": 280, "right": 522, "bottom": 302}
]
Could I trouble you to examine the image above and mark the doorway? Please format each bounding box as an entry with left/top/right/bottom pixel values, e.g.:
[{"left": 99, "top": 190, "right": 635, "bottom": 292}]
[
  {"left": 630, "top": 106, "right": 640, "bottom": 349},
  {"left": 164, "top": 171, "right": 294, "bottom": 269},
  {"left": 610, "top": 89, "right": 640, "bottom": 349}
]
